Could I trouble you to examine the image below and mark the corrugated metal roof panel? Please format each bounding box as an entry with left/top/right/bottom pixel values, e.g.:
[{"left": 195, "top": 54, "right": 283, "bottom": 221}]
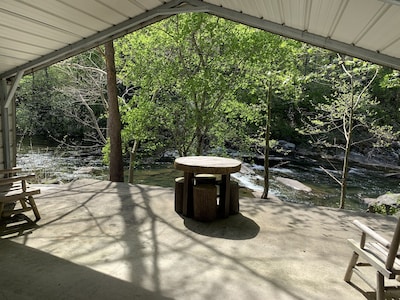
[
  {"left": 218, "top": 0, "right": 243, "bottom": 13},
  {"left": 357, "top": 6, "right": 400, "bottom": 51},
  {"left": 1, "top": 0, "right": 400, "bottom": 79},
  {"left": 134, "top": 0, "right": 166, "bottom": 11},
  {"left": 97, "top": 0, "right": 146, "bottom": 17},
  {"left": 280, "top": 0, "right": 307, "bottom": 28},
  {"left": 232, "top": 0, "right": 284, "bottom": 24},
  {"left": 0, "top": 40, "right": 49, "bottom": 57},
  {"left": 63, "top": 0, "right": 129, "bottom": 26},
  {"left": 308, "top": 0, "right": 345, "bottom": 36},
  {"left": 331, "top": 0, "right": 388, "bottom": 44},
  {"left": 20, "top": 0, "right": 112, "bottom": 31},
  {"left": 0, "top": 25, "right": 67, "bottom": 49},
  {"left": 385, "top": 39, "right": 400, "bottom": 57},
  {"left": 0, "top": 48, "right": 38, "bottom": 62},
  {"left": 205, "top": 0, "right": 400, "bottom": 69},
  {"left": 0, "top": 11, "right": 81, "bottom": 42},
  {"left": 0, "top": 1, "right": 96, "bottom": 37}
]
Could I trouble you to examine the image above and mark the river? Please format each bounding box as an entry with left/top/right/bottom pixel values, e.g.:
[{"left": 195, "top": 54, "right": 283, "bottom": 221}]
[{"left": 16, "top": 142, "right": 400, "bottom": 211}]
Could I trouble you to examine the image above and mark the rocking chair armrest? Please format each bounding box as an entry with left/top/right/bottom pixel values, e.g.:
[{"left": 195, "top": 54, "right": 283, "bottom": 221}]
[
  {"left": 0, "top": 174, "right": 36, "bottom": 186},
  {"left": 353, "top": 220, "right": 391, "bottom": 248},
  {"left": 0, "top": 167, "right": 22, "bottom": 175}
]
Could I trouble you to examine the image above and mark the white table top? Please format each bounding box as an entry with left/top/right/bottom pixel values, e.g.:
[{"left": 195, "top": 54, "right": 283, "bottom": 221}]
[{"left": 174, "top": 156, "right": 241, "bottom": 175}]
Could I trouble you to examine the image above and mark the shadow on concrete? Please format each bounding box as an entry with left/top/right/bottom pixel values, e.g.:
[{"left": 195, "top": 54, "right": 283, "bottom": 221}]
[
  {"left": 0, "top": 214, "right": 38, "bottom": 238},
  {"left": 183, "top": 213, "right": 260, "bottom": 239},
  {"left": 5, "top": 178, "right": 394, "bottom": 299},
  {"left": 346, "top": 282, "right": 376, "bottom": 300},
  {"left": 0, "top": 238, "right": 172, "bottom": 300},
  {"left": 127, "top": 183, "right": 305, "bottom": 300}
]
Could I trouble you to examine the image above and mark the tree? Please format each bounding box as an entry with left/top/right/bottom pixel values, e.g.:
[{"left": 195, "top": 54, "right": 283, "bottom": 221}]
[
  {"left": 262, "top": 81, "right": 273, "bottom": 199},
  {"left": 116, "top": 13, "right": 258, "bottom": 157},
  {"left": 17, "top": 49, "right": 114, "bottom": 154},
  {"left": 240, "top": 30, "right": 302, "bottom": 199},
  {"left": 16, "top": 67, "right": 79, "bottom": 144},
  {"left": 258, "top": 73, "right": 301, "bottom": 199},
  {"left": 374, "top": 68, "right": 400, "bottom": 132},
  {"left": 105, "top": 41, "right": 124, "bottom": 182},
  {"left": 120, "top": 92, "right": 163, "bottom": 183},
  {"left": 55, "top": 51, "right": 108, "bottom": 149},
  {"left": 299, "top": 55, "right": 397, "bottom": 208}
]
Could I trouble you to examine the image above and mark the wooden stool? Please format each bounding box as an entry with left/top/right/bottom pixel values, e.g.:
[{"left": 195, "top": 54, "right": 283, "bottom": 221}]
[
  {"left": 230, "top": 181, "right": 239, "bottom": 215},
  {"left": 193, "top": 184, "right": 217, "bottom": 222},
  {"left": 174, "top": 177, "right": 184, "bottom": 214},
  {"left": 195, "top": 174, "right": 217, "bottom": 185}
]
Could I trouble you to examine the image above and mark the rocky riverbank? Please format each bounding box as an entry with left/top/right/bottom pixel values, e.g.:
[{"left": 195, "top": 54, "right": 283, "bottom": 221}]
[{"left": 233, "top": 141, "right": 400, "bottom": 213}]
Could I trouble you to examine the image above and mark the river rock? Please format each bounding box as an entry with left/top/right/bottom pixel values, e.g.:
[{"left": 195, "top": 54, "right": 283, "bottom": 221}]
[
  {"left": 363, "top": 193, "right": 400, "bottom": 214},
  {"left": 377, "top": 193, "right": 400, "bottom": 205},
  {"left": 277, "top": 140, "right": 296, "bottom": 151},
  {"left": 276, "top": 176, "right": 312, "bottom": 192},
  {"left": 385, "top": 172, "right": 400, "bottom": 178},
  {"left": 363, "top": 193, "right": 400, "bottom": 206},
  {"left": 362, "top": 197, "right": 377, "bottom": 205},
  {"left": 240, "top": 163, "right": 257, "bottom": 175},
  {"left": 73, "top": 167, "right": 95, "bottom": 174},
  {"left": 232, "top": 163, "right": 264, "bottom": 193}
]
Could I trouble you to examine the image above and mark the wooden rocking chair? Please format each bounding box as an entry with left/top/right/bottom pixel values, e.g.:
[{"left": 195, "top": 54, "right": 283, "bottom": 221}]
[
  {"left": 0, "top": 168, "right": 40, "bottom": 222},
  {"left": 344, "top": 219, "right": 400, "bottom": 300}
]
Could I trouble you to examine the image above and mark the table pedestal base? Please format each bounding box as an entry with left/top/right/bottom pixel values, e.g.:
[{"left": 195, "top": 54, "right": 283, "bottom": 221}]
[
  {"left": 182, "top": 172, "right": 194, "bottom": 217},
  {"left": 179, "top": 173, "right": 236, "bottom": 219}
]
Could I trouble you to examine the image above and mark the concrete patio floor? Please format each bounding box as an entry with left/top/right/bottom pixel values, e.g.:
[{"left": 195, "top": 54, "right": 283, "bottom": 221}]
[{"left": 1, "top": 178, "right": 400, "bottom": 299}]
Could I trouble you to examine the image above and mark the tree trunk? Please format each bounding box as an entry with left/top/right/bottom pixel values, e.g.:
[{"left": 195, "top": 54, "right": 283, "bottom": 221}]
[
  {"left": 105, "top": 40, "right": 124, "bottom": 182},
  {"left": 261, "top": 85, "right": 272, "bottom": 199},
  {"left": 339, "top": 106, "right": 354, "bottom": 209},
  {"left": 340, "top": 145, "right": 350, "bottom": 209},
  {"left": 195, "top": 127, "right": 203, "bottom": 155},
  {"left": 128, "top": 140, "right": 139, "bottom": 184}
]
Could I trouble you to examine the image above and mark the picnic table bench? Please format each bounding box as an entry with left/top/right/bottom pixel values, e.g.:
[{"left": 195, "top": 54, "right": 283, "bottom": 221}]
[{"left": 0, "top": 167, "right": 40, "bottom": 222}]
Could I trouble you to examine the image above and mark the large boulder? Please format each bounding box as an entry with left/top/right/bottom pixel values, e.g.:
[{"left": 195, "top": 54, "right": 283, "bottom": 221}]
[
  {"left": 277, "top": 140, "right": 296, "bottom": 151},
  {"left": 276, "top": 176, "right": 312, "bottom": 192},
  {"left": 364, "top": 193, "right": 400, "bottom": 214}
]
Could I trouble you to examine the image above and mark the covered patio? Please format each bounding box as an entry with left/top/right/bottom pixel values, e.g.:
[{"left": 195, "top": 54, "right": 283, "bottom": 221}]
[
  {"left": 1, "top": 178, "right": 399, "bottom": 299},
  {"left": 1, "top": 1, "right": 400, "bottom": 299}
]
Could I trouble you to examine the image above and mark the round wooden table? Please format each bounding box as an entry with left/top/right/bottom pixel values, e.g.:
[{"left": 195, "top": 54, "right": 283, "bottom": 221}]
[{"left": 174, "top": 156, "right": 242, "bottom": 218}]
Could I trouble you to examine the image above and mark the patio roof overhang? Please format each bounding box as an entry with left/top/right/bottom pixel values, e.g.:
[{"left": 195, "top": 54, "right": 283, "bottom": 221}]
[{"left": 1, "top": 0, "right": 400, "bottom": 83}]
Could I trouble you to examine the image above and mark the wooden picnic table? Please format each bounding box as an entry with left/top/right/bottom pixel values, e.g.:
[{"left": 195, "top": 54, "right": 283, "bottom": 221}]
[{"left": 174, "top": 156, "right": 241, "bottom": 218}]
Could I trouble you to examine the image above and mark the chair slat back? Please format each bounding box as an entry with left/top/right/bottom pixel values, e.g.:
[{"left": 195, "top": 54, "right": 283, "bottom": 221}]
[{"left": 386, "top": 217, "right": 400, "bottom": 270}]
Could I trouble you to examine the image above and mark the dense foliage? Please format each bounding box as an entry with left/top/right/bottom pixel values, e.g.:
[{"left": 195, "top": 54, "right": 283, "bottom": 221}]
[{"left": 16, "top": 13, "right": 400, "bottom": 178}]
